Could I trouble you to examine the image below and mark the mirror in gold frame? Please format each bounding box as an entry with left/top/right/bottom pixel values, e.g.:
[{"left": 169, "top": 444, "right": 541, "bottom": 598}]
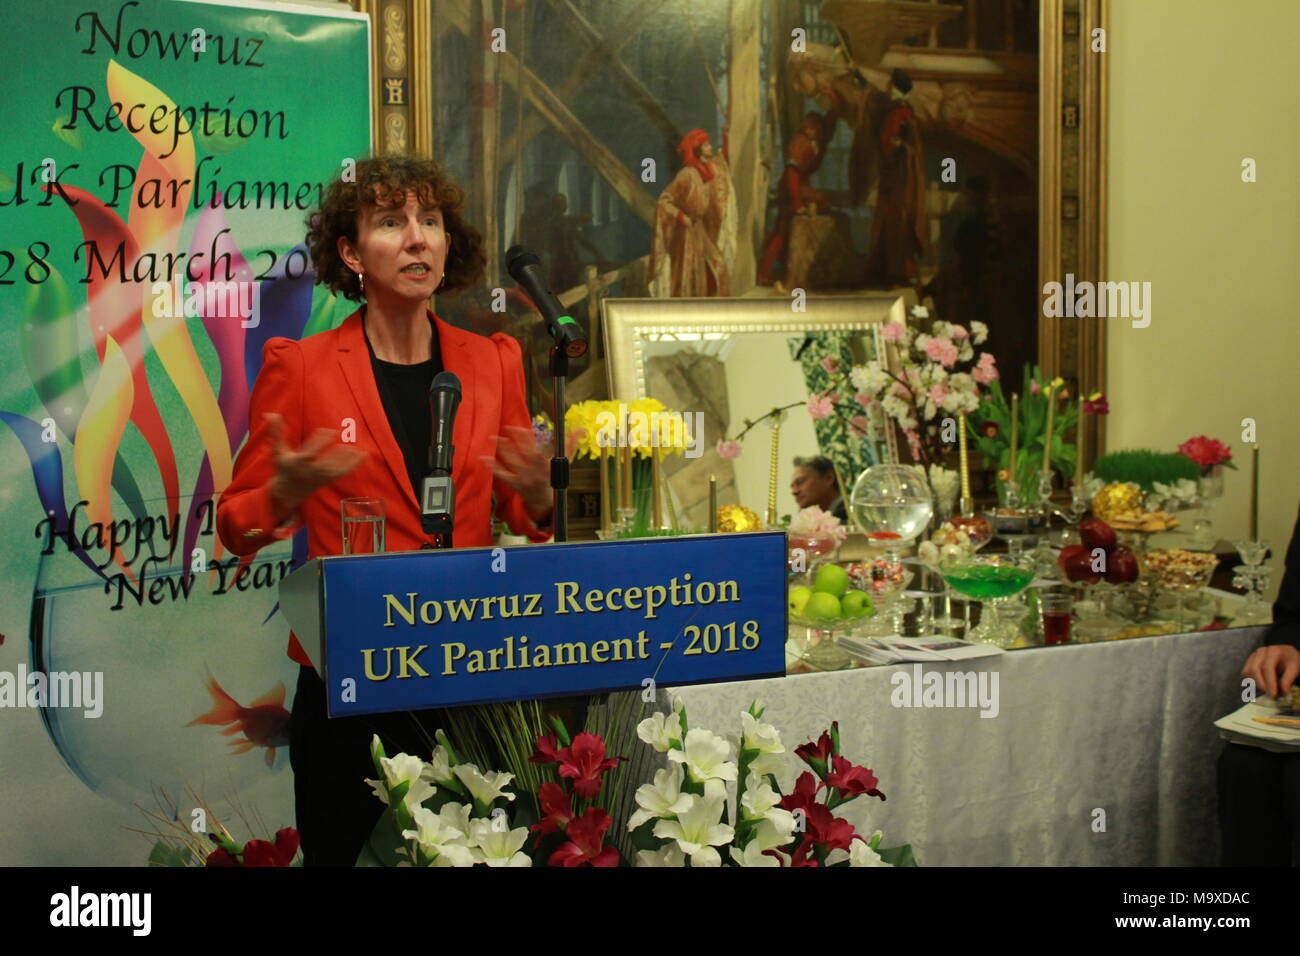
[{"left": 602, "top": 295, "right": 906, "bottom": 529}]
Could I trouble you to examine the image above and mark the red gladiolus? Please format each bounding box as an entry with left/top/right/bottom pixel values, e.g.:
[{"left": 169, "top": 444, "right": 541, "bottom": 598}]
[
  {"left": 241, "top": 828, "right": 300, "bottom": 867},
  {"left": 530, "top": 782, "right": 574, "bottom": 841},
  {"left": 803, "top": 803, "right": 857, "bottom": 853},
  {"left": 529, "top": 732, "right": 563, "bottom": 765},
  {"left": 778, "top": 771, "right": 824, "bottom": 817},
  {"left": 789, "top": 841, "right": 821, "bottom": 867},
  {"left": 547, "top": 808, "right": 620, "bottom": 867},
  {"left": 794, "top": 731, "right": 834, "bottom": 774},
  {"left": 1082, "top": 393, "right": 1110, "bottom": 415},
  {"left": 824, "top": 755, "right": 887, "bottom": 801},
  {"left": 555, "top": 733, "right": 622, "bottom": 799},
  {"left": 205, "top": 847, "right": 238, "bottom": 867}
]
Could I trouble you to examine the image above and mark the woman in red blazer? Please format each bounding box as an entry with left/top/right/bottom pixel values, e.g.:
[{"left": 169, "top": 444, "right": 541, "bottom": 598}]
[{"left": 217, "top": 156, "right": 553, "bottom": 865}]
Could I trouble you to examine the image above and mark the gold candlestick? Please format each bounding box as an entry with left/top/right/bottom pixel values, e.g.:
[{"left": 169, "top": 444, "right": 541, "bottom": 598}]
[
  {"left": 1042, "top": 384, "right": 1056, "bottom": 474},
  {"left": 1075, "top": 407, "right": 1085, "bottom": 487},
  {"left": 599, "top": 444, "right": 611, "bottom": 532},
  {"left": 1009, "top": 392, "right": 1019, "bottom": 480},
  {"left": 958, "top": 412, "right": 971, "bottom": 514},
  {"left": 767, "top": 417, "right": 781, "bottom": 526},
  {"left": 651, "top": 448, "right": 662, "bottom": 529},
  {"left": 622, "top": 437, "right": 633, "bottom": 512},
  {"left": 1249, "top": 445, "right": 1259, "bottom": 540},
  {"left": 708, "top": 475, "right": 718, "bottom": 533}
]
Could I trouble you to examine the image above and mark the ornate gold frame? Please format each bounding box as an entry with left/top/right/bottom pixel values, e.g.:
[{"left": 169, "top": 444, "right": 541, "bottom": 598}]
[{"left": 602, "top": 295, "right": 906, "bottom": 403}]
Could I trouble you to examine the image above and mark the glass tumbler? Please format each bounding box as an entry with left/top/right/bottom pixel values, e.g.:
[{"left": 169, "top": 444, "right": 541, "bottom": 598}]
[{"left": 342, "top": 497, "right": 386, "bottom": 554}]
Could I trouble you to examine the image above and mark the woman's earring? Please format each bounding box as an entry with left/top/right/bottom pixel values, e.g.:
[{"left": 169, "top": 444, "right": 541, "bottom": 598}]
[{"left": 358, "top": 271, "right": 365, "bottom": 294}]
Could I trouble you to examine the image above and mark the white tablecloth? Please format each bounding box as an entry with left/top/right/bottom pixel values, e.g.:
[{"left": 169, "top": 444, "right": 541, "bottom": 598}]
[{"left": 673, "top": 626, "right": 1267, "bottom": 866}]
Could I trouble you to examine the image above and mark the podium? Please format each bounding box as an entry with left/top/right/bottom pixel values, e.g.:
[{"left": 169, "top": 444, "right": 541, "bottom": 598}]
[{"left": 279, "top": 532, "right": 788, "bottom": 717}]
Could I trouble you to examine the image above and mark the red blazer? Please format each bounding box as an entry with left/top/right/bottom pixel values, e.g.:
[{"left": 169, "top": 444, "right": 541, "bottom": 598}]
[{"left": 217, "top": 308, "right": 550, "bottom": 665}]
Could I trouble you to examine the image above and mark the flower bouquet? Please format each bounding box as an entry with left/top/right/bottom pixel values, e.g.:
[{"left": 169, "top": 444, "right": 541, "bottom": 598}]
[{"left": 362, "top": 700, "right": 914, "bottom": 867}]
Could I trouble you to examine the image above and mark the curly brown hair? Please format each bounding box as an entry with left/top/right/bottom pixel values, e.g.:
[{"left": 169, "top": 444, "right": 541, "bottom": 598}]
[{"left": 306, "top": 155, "right": 486, "bottom": 301}]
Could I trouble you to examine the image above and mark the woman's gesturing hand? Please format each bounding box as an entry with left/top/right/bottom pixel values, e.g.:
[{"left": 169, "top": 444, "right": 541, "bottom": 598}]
[
  {"left": 264, "top": 412, "right": 367, "bottom": 520},
  {"left": 481, "top": 425, "right": 584, "bottom": 530}
]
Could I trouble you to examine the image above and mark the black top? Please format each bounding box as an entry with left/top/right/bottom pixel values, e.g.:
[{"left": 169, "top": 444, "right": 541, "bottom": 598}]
[
  {"left": 1267, "top": 511, "right": 1300, "bottom": 649},
  {"left": 362, "top": 313, "right": 443, "bottom": 500}
]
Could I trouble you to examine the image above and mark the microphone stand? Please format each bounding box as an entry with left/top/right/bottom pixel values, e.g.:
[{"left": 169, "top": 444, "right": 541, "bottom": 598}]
[{"left": 550, "top": 344, "right": 570, "bottom": 542}]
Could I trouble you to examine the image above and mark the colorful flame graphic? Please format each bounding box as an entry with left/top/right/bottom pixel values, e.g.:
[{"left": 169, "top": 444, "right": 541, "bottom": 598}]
[{"left": 3, "top": 59, "right": 325, "bottom": 584}]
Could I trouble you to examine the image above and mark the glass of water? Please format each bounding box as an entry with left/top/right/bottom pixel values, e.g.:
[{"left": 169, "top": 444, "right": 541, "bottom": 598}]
[{"left": 342, "top": 497, "right": 386, "bottom": 554}]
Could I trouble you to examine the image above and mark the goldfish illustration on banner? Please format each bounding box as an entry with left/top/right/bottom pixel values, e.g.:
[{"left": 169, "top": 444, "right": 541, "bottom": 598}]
[
  {"left": 0, "top": 0, "right": 370, "bottom": 829},
  {"left": 188, "top": 677, "right": 292, "bottom": 768}
]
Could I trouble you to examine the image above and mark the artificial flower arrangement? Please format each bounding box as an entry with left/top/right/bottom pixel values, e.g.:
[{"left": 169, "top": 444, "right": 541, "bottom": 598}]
[
  {"left": 970, "top": 364, "right": 1103, "bottom": 494},
  {"left": 847, "top": 305, "right": 998, "bottom": 469},
  {"left": 787, "top": 505, "right": 848, "bottom": 548},
  {"left": 362, "top": 699, "right": 914, "bottom": 867}
]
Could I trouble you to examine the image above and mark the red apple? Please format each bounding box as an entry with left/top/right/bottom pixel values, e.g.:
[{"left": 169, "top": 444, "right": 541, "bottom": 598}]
[
  {"left": 1104, "top": 545, "right": 1139, "bottom": 584},
  {"left": 1078, "top": 517, "right": 1118, "bottom": 553},
  {"left": 1059, "top": 544, "right": 1102, "bottom": 584}
]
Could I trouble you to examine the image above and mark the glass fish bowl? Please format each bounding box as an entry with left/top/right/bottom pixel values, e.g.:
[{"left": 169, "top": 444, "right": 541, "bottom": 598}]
[
  {"left": 849, "top": 465, "right": 934, "bottom": 545},
  {"left": 28, "top": 496, "right": 300, "bottom": 807}
]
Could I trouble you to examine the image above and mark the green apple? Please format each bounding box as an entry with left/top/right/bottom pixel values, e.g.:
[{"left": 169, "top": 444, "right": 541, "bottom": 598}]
[
  {"left": 812, "top": 563, "right": 849, "bottom": 599},
  {"left": 787, "top": 586, "right": 813, "bottom": 616},
  {"left": 805, "top": 591, "right": 843, "bottom": 621},
  {"left": 842, "top": 590, "right": 875, "bottom": 619}
]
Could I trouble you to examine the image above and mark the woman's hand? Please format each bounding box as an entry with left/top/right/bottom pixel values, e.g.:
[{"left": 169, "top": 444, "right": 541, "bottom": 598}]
[
  {"left": 265, "top": 412, "right": 367, "bottom": 521},
  {"left": 482, "top": 425, "right": 583, "bottom": 531},
  {"left": 1242, "top": 643, "right": 1300, "bottom": 698}
]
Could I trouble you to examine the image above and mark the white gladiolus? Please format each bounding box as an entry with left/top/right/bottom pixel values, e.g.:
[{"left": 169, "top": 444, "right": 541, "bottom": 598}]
[
  {"left": 468, "top": 819, "right": 532, "bottom": 867},
  {"left": 636, "top": 711, "right": 681, "bottom": 753},
  {"left": 366, "top": 751, "right": 436, "bottom": 811},
  {"left": 740, "top": 712, "right": 783, "bottom": 757},
  {"left": 667, "top": 728, "right": 737, "bottom": 786},
  {"left": 636, "top": 844, "right": 686, "bottom": 867},
  {"left": 628, "top": 767, "right": 693, "bottom": 830},
  {"left": 653, "top": 792, "right": 734, "bottom": 866},
  {"left": 402, "top": 806, "right": 475, "bottom": 867},
  {"left": 452, "top": 764, "right": 517, "bottom": 805}
]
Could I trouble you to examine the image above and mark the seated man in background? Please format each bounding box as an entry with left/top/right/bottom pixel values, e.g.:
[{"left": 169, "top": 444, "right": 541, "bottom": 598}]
[
  {"left": 791, "top": 455, "right": 847, "bottom": 523},
  {"left": 1217, "top": 508, "right": 1300, "bottom": 865}
]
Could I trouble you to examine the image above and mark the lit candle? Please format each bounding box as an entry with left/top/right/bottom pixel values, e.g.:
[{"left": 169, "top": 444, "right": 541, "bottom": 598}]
[
  {"left": 708, "top": 475, "right": 718, "bottom": 533},
  {"left": 1009, "top": 392, "right": 1019, "bottom": 480},
  {"left": 1250, "top": 445, "right": 1259, "bottom": 540}
]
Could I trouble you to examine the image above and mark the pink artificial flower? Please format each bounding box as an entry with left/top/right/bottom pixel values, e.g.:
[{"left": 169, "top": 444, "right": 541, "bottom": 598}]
[
  {"left": 855, "top": 392, "right": 874, "bottom": 409},
  {"left": 880, "top": 321, "right": 906, "bottom": 343},
  {"left": 924, "top": 336, "right": 959, "bottom": 367},
  {"left": 849, "top": 415, "right": 869, "bottom": 438},
  {"left": 716, "top": 439, "right": 742, "bottom": 459},
  {"left": 951, "top": 324, "right": 969, "bottom": 340},
  {"left": 790, "top": 506, "right": 847, "bottom": 546},
  {"left": 806, "top": 393, "right": 835, "bottom": 420},
  {"left": 971, "top": 352, "right": 999, "bottom": 384},
  {"left": 927, "top": 383, "right": 948, "bottom": 406},
  {"left": 1030, "top": 379, "right": 1042, "bottom": 396},
  {"left": 893, "top": 383, "right": 912, "bottom": 399},
  {"left": 819, "top": 356, "right": 839, "bottom": 374},
  {"left": 904, "top": 428, "right": 923, "bottom": 458}
]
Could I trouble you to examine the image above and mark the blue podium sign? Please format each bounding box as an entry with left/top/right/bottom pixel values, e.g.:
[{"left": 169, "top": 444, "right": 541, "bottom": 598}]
[{"left": 313, "top": 532, "right": 787, "bottom": 716}]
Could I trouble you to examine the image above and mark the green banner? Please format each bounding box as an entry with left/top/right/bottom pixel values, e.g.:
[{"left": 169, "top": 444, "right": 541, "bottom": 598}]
[{"left": 0, "top": 0, "right": 370, "bottom": 865}]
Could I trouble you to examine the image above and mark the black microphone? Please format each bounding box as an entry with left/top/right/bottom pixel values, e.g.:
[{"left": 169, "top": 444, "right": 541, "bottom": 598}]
[
  {"left": 422, "top": 371, "right": 460, "bottom": 539},
  {"left": 505, "top": 245, "right": 588, "bottom": 358},
  {"left": 428, "top": 371, "right": 461, "bottom": 477}
]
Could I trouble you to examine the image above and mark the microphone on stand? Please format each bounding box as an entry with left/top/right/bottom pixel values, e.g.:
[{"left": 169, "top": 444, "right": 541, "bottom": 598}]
[
  {"left": 504, "top": 245, "right": 588, "bottom": 358},
  {"left": 421, "top": 371, "right": 461, "bottom": 542}
]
